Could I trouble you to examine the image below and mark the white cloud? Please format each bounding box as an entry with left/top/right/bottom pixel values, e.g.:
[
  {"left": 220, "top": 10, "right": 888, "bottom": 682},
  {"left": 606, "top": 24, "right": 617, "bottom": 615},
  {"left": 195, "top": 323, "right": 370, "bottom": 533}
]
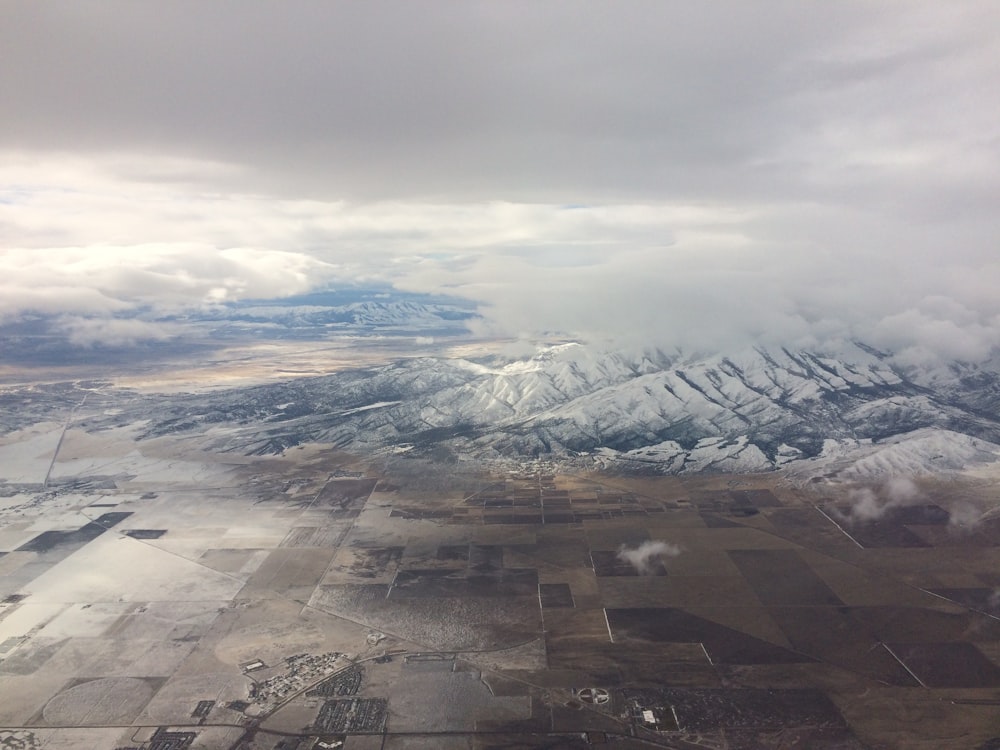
[
  {"left": 0, "top": 242, "right": 339, "bottom": 324},
  {"left": 840, "top": 477, "right": 923, "bottom": 523},
  {"left": 617, "top": 541, "right": 682, "bottom": 575}
]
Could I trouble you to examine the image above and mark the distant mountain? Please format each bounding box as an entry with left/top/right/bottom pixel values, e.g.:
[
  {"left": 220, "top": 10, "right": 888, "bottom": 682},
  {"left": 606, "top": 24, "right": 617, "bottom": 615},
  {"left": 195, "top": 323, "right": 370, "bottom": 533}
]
[
  {"left": 195, "top": 298, "right": 478, "bottom": 332},
  {"left": 135, "top": 341, "right": 1000, "bottom": 478},
  {"left": 0, "top": 287, "right": 480, "bottom": 365}
]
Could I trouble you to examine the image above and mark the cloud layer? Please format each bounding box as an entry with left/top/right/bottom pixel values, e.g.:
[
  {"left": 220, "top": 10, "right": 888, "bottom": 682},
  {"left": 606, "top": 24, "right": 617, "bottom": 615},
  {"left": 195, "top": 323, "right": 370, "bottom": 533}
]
[{"left": 2, "top": 3, "right": 999, "bottom": 358}]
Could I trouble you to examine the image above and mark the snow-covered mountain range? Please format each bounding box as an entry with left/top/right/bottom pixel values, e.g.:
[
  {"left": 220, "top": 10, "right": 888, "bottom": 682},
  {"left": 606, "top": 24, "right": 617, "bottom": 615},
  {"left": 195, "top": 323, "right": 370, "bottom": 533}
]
[
  {"left": 138, "top": 341, "right": 1000, "bottom": 478},
  {"left": 196, "top": 298, "right": 477, "bottom": 332}
]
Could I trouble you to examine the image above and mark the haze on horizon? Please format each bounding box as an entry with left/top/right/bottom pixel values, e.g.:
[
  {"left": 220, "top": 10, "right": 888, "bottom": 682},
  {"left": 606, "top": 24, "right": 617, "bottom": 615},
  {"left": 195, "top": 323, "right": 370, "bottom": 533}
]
[{"left": 2, "top": 2, "right": 999, "bottom": 363}]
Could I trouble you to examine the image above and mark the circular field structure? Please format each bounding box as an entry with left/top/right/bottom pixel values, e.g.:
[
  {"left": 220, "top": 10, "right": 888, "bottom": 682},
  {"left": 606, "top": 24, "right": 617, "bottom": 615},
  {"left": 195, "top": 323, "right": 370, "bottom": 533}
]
[
  {"left": 43, "top": 677, "right": 154, "bottom": 725},
  {"left": 141, "top": 672, "right": 250, "bottom": 724},
  {"left": 577, "top": 687, "right": 610, "bottom": 705}
]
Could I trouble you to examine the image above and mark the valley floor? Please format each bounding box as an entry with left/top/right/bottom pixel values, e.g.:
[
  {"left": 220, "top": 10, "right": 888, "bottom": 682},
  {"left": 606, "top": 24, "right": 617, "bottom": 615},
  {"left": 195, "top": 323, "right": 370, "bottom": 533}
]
[{"left": 2, "top": 412, "right": 1000, "bottom": 749}]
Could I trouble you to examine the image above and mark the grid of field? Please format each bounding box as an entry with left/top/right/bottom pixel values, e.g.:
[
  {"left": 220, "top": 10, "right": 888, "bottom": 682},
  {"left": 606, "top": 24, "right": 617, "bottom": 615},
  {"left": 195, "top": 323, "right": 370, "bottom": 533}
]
[
  {"left": 4, "top": 437, "right": 1000, "bottom": 749},
  {"left": 390, "top": 475, "right": 675, "bottom": 525}
]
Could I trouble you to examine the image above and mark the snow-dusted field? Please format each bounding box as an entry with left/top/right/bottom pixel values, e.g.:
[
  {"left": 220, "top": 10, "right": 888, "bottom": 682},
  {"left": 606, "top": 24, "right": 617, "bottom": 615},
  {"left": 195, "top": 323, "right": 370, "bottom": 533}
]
[{"left": 0, "top": 422, "right": 65, "bottom": 484}]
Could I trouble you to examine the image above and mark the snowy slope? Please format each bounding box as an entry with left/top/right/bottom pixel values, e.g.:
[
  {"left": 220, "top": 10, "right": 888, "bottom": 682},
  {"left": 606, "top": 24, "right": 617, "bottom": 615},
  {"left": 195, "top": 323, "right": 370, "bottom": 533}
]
[{"left": 783, "top": 428, "right": 1000, "bottom": 481}]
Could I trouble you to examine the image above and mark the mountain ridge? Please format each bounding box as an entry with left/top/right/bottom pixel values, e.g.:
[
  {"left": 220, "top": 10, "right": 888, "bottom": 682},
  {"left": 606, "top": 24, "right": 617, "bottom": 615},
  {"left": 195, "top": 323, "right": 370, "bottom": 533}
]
[{"left": 126, "top": 340, "right": 1000, "bottom": 479}]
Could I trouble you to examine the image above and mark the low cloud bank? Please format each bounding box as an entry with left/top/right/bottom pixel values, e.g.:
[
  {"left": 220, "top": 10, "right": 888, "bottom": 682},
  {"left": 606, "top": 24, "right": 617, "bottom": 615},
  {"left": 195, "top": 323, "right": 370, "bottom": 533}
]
[
  {"left": 58, "top": 316, "right": 180, "bottom": 348},
  {"left": 0, "top": 244, "right": 340, "bottom": 347}
]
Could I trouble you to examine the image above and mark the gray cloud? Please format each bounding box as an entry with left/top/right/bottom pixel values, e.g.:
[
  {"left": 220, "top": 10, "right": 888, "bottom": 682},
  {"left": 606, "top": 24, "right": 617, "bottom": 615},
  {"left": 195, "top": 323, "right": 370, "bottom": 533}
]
[
  {"left": 1, "top": 3, "right": 999, "bottom": 356},
  {"left": 3, "top": 3, "right": 997, "bottom": 204}
]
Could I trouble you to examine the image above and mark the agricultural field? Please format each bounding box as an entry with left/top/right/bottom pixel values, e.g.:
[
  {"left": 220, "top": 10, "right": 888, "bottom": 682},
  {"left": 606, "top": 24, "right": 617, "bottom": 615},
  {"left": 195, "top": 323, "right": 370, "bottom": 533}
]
[{"left": 2, "top": 392, "right": 1000, "bottom": 749}]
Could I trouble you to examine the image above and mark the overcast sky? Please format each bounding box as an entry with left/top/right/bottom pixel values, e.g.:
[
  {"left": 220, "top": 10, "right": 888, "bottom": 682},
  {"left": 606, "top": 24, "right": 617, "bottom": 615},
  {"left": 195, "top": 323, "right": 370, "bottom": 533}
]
[{"left": 2, "top": 2, "right": 999, "bottom": 361}]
